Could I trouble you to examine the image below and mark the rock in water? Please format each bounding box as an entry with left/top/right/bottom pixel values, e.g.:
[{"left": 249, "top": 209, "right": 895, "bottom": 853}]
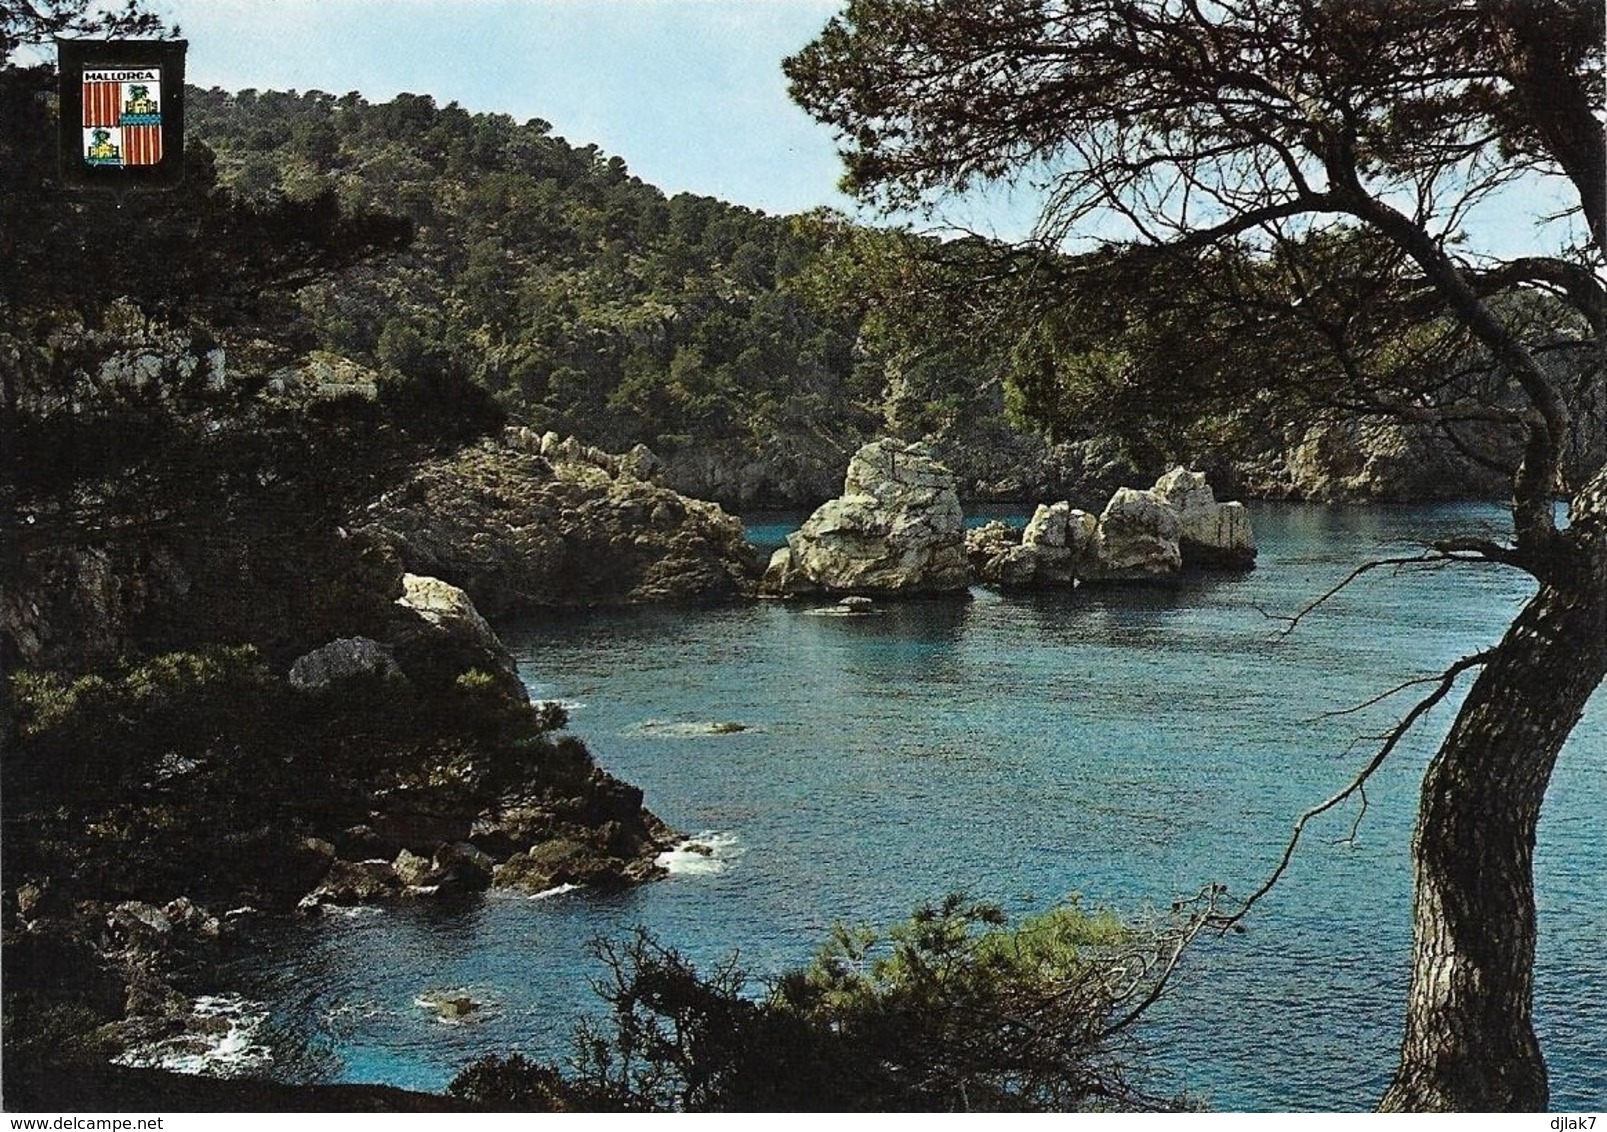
[
  {"left": 1091, "top": 488, "right": 1184, "bottom": 580},
  {"left": 971, "top": 501, "right": 1098, "bottom": 588},
  {"left": 1150, "top": 467, "right": 1257, "bottom": 570},
  {"left": 761, "top": 439, "right": 969, "bottom": 596}
]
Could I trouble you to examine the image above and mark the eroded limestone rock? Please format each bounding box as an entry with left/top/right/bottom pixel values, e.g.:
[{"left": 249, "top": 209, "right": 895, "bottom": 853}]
[
  {"left": 1151, "top": 467, "right": 1257, "bottom": 569},
  {"left": 762, "top": 439, "right": 968, "bottom": 596}
]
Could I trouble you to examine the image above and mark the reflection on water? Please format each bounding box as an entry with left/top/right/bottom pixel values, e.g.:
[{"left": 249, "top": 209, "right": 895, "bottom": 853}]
[{"left": 222, "top": 502, "right": 1605, "bottom": 1110}]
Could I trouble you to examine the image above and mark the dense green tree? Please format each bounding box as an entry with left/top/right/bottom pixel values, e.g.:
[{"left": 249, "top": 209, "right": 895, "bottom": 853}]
[
  {"left": 789, "top": 0, "right": 1605, "bottom": 1111},
  {"left": 452, "top": 895, "right": 1214, "bottom": 1112},
  {"left": 179, "top": 86, "right": 986, "bottom": 485}
]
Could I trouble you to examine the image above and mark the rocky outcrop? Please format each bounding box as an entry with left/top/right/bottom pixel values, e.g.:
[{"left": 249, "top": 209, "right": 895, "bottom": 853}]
[
  {"left": 968, "top": 468, "right": 1257, "bottom": 588},
  {"left": 654, "top": 425, "right": 1152, "bottom": 512},
  {"left": 658, "top": 432, "right": 850, "bottom": 511},
  {"left": 761, "top": 439, "right": 969, "bottom": 596},
  {"left": 965, "top": 521, "right": 1024, "bottom": 585},
  {"left": 1260, "top": 417, "right": 1512, "bottom": 502},
  {"left": 1151, "top": 467, "right": 1257, "bottom": 569},
  {"left": 5, "top": 511, "right": 405, "bottom": 675},
  {"left": 1085, "top": 470, "right": 1257, "bottom": 580},
  {"left": 1090, "top": 488, "right": 1184, "bottom": 580},
  {"left": 938, "top": 432, "right": 1148, "bottom": 507},
  {"left": 287, "top": 636, "right": 399, "bottom": 690},
  {"left": 3, "top": 545, "right": 144, "bottom": 671},
  {"left": 388, "top": 572, "right": 523, "bottom": 695},
  {"left": 966, "top": 503, "right": 1097, "bottom": 588},
  {"left": 361, "top": 430, "right": 758, "bottom": 617}
]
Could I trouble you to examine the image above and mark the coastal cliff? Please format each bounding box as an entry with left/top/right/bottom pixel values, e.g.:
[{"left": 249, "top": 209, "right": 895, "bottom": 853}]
[{"left": 362, "top": 428, "right": 759, "bottom": 616}]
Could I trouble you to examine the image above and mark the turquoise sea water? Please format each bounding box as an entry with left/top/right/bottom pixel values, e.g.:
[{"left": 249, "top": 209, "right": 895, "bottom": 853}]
[{"left": 227, "top": 502, "right": 1605, "bottom": 1110}]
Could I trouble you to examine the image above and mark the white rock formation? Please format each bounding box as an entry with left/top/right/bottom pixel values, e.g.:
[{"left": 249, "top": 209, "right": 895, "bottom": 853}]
[
  {"left": 1092, "top": 488, "right": 1184, "bottom": 579},
  {"left": 1150, "top": 467, "right": 1257, "bottom": 568},
  {"left": 761, "top": 439, "right": 969, "bottom": 596},
  {"left": 966, "top": 502, "right": 1098, "bottom": 588}
]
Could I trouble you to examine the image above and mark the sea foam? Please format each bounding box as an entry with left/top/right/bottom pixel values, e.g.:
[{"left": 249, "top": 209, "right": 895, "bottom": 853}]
[
  {"left": 112, "top": 993, "right": 273, "bottom": 1077},
  {"left": 656, "top": 831, "right": 742, "bottom": 876},
  {"left": 529, "top": 882, "right": 581, "bottom": 900}
]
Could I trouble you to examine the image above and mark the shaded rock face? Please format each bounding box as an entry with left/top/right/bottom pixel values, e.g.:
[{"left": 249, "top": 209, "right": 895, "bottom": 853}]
[
  {"left": 1, "top": 545, "right": 155, "bottom": 670},
  {"left": 361, "top": 431, "right": 758, "bottom": 617},
  {"left": 4, "top": 516, "right": 405, "bottom": 674},
  {"left": 659, "top": 434, "right": 848, "bottom": 511},
  {"left": 969, "top": 468, "right": 1257, "bottom": 588},
  {"left": 966, "top": 504, "right": 1097, "bottom": 588},
  {"left": 1236, "top": 416, "right": 1514, "bottom": 502},
  {"left": 287, "top": 636, "right": 399, "bottom": 690},
  {"left": 1150, "top": 467, "right": 1257, "bottom": 569},
  {"left": 761, "top": 439, "right": 969, "bottom": 597},
  {"left": 646, "top": 417, "right": 1148, "bottom": 512},
  {"left": 938, "top": 432, "right": 1148, "bottom": 507}
]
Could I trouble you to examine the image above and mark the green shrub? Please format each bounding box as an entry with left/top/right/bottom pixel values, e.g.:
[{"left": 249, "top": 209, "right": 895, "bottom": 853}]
[
  {"left": 7, "top": 646, "right": 275, "bottom": 806},
  {"left": 453, "top": 895, "right": 1200, "bottom": 1112},
  {"left": 448, "top": 1053, "right": 576, "bottom": 1111}
]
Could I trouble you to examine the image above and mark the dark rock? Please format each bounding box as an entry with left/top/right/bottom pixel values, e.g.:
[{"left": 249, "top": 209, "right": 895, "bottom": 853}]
[
  {"left": 302, "top": 859, "right": 402, "bottom": 908},
  {"left": 360, "top": 438, "right": 758, "bottom": 617},
  {"left": 491, "top": 838, "right": 647, "bottom": 893},
  {"left": 106, "top": 902, "right": 174, "bottom": 942},
  {"left": 288, "top": 637, "right": 399, "bottom": 690},
  {"left": 161, "top": 897, "right": 221, "bottom": 939},
  {"left": 366, "top": 808, "right": 475, "bottom": 856},
  {"left": 392, "top": 848, "right": 440, "bottom": 889},
  {"left": 433, "top": 841, "right": 496, "bottom": 895}
]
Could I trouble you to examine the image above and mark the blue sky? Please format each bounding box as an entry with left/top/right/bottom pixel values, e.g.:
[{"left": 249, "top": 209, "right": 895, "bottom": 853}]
[
  {"left": 156, "top": 0, "right": 855, "bottom": 216},
  {"left": 137, "top": 0, "right": 1582, "bottom": 255}
]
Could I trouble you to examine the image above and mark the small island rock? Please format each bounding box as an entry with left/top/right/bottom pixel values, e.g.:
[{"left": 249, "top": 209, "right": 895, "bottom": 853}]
[
  {"left": 1150, "top": 467, "right": 1257, "bottom": 569},
  {"left": 761, "top": 439, "right": 969, "bottom": 597},
  {"left": 1090, "top": 488, "right": 1184, "bottom": 580}
]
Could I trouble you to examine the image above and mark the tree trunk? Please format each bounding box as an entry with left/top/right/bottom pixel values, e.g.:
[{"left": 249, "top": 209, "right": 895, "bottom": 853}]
[{"left": 1380, "top": 475, "right": 1607, "bottom": 1111}]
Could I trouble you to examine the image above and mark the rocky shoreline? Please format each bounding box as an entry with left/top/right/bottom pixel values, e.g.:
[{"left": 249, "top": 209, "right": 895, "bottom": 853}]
[
  {"left": 3, "top": 567, "right": 677, "bottom": 1104},
  {"left": 4, "top": 419, "right": 718, "bottom": 1105},
  {"left": 0, "top": 421, "right": 1463, "bottom": 1109}
]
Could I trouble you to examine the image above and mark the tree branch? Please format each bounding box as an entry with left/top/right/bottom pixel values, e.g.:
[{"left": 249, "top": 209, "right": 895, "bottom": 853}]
[
  {"left": 1264, "top": 546, "right": 1532, "bottom": 638},
  {"left": 1219, "top": 649, "right": 1496, "bottom": 931}
]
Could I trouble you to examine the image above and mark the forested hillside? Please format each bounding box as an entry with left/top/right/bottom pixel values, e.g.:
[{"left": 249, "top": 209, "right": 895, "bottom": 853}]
[
  {"left": 182, "top": 87, "right": 1122, "bottom": 507},
  {"left": 185, "top": 86, "right": 1570, "bottom": 507},
  {"left": 183, "top": 90, "right": 850, "bottom": 496}
]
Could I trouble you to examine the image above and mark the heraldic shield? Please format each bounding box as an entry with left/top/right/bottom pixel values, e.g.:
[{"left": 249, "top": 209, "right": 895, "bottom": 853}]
[{"left": 57, "top": 39, "right": 187, "bottom": 190}]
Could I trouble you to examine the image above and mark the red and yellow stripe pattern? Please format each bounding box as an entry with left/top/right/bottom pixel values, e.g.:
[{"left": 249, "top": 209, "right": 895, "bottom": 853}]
[{"left": 81, "top": 68, "right": 163, "bottom": 167}]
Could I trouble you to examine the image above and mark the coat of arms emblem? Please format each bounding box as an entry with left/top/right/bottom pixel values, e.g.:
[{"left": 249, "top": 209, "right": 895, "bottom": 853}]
[{"left": 81, "top": 66, "right": 164, "bottom": 167}]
